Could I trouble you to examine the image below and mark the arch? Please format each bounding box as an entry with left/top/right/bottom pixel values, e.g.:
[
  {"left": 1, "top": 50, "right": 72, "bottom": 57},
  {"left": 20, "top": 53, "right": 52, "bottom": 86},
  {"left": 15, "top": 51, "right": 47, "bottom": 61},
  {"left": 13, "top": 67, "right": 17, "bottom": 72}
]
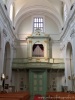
[
  {"left": 0, "top": 33, "right": 1, "bottom": 70},
  {"left": 66, "top": 42, "right": 73, "bottom": 74},
  {"left": 32, "top": 43, "right": 44, "bottom": 57},
  {"left": 0, "top": 34, "right": 1, "bottom": 49},
  {"left": 3, "top": 42, "right": 11, "bottom": 84},
  {"left": 9, "top": 4, "right": 13, "bottom": 21},
  {"left": 66, "top": 42, "right": 73, "bottom": 90},
  {"left": 64, "top": 3, "right": 68, "bottom": 21},
  {"left": 14, "top": 5, "right": 63, "bottom": 33},
  {"left": 7, "top": 0, "right": 71, "bottom": 25}
]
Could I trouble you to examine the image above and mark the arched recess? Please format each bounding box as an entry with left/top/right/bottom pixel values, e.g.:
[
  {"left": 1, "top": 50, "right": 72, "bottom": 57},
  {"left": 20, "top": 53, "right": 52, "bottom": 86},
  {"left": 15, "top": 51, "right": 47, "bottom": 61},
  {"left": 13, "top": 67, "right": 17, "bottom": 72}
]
[
  {"left": 9, "top": 4, "right": 13, "bottom": 21},
  {"left": 66, "top": 42, "right": 74, "bottom": 90},
  {"left": 32, "top": 43, "right": 44, "bottom": 57},
  {"left": 0, "top": 33, "right": 1, "bottom": 72},
  {"left": 14, "top": 6, "right": 63, "bottom": 33},
  {"left": 3, "top": 42, "right": 11, "bottom": 84},
  {"left": 0, "top": 34, "right": 1, "bottom": 50}
]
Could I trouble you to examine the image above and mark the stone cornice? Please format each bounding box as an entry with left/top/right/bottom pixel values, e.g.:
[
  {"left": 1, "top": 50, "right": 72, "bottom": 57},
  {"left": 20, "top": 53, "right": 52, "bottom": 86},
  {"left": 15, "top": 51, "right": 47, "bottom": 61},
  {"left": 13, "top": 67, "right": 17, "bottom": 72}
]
[
  {"left": 51, "top": 40, "right": 60, "bottom": 44},
  {"left": 26, "top": 36, "right": 50, "bottom": 39}
]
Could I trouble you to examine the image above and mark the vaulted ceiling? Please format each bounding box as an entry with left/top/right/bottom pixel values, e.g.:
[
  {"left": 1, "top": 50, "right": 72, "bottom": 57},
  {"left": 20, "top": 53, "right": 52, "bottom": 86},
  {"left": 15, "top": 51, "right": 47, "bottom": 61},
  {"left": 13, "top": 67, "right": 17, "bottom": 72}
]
[{"left": 5, "top": 0, "right": 75, "bottom": 33}]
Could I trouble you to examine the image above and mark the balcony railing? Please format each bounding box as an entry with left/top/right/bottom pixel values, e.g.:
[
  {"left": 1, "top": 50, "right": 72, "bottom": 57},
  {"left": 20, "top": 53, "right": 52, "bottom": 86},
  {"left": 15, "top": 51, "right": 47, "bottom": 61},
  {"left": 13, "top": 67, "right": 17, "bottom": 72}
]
[{"left": 12, "top": 58, "right": 65, "bottom": 69}]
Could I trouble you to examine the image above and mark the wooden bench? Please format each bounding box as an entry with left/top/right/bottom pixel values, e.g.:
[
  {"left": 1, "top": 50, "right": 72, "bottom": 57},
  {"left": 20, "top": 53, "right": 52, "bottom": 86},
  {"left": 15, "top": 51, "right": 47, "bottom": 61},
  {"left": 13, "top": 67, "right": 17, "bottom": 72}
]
[
  {"left": 0, "top": 98, "right": 20, "bottom": 100},
  {"left": 0, "top": 91, "right": 30, "bottom": 100}
]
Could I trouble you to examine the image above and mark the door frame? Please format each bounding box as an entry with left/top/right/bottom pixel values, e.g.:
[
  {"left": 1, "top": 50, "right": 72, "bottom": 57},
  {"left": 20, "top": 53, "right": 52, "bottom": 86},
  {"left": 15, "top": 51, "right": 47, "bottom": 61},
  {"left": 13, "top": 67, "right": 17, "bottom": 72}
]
[{"left": 29, "top": 69, "right": 47, "bottom": 96}]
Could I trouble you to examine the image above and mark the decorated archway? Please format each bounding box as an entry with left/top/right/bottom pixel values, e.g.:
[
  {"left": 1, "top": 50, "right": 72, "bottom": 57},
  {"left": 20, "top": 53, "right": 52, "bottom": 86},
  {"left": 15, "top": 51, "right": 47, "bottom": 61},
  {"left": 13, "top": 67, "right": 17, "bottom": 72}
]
[
  {"left": 66, "top": 42, "right": 73, "bottom": 90},
  {"left": 32, "top": 44, "right": 44, "bottom": 57},
  {"left": 3, "top": 42, "right": 11, "bottom": 85}
]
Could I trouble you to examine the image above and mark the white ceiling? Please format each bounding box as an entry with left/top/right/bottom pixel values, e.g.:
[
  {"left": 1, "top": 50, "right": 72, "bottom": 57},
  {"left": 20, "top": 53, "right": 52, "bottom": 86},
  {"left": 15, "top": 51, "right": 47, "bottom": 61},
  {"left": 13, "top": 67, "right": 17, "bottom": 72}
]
[{"left": 6, "top": 0, "right": 74, "bottom": 33}]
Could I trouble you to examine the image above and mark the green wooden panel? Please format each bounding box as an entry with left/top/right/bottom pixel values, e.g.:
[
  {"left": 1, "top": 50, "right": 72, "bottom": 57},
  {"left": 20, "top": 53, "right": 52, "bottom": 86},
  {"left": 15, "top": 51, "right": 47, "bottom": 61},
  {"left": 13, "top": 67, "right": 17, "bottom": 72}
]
[{"left": 29, "top": 69, "right": 47, "bottom": 96}]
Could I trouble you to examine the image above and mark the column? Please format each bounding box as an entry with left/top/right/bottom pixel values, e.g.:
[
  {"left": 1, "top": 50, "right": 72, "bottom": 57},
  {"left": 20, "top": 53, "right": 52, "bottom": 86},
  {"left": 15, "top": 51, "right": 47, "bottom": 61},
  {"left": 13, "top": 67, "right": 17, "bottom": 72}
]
[
  {"left": 72, "top": 35, "right": 75, "bottom": 91},
  {"left": 44, "top": 39, "right": 48, "bottom": 58},
  {"left": 27, "top": 39, "right": 32, "bottom": 58}
]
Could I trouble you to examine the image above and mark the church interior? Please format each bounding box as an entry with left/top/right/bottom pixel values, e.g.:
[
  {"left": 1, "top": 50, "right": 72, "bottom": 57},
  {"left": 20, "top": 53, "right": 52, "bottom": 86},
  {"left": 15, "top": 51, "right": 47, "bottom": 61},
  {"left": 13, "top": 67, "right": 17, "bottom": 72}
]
[{"left": 0, "top": 0, "right": 75, "bottom": 100}]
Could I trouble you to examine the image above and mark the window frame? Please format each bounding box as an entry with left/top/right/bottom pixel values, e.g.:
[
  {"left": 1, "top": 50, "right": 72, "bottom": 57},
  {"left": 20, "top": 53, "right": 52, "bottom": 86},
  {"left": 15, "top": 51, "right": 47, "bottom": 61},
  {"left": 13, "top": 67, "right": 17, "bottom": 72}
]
[
  {"left": 32, "top": 15, "right": 45, "bottom": 33},
  {"left": 9, "top": 3, "right": 14, "bottom": 21},
  {"left": 64, "top": 3, "right": 67, "bottom": 21}
]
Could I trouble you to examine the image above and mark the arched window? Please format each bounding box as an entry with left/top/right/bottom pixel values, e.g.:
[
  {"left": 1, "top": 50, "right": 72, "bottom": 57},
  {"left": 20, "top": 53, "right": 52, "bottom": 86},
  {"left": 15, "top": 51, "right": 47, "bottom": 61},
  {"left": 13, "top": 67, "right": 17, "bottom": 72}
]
[
  {"left": 32, "top": 44, "right": 44, "bottom": 57},
  {"left": 33, "top": 17, "right": 44, "bottom": 32},
  {"left": 9, "top": 4, "right": 13, "bottom": 21},
  {"left": 66, "top": 42, "right": 74, "bottom": 90},
  {"left": 64, "top": 4, "right": 67, "bottom": 21},
  {"left": 3, "top": 42, "right": 11, "bottom": 85},
  {"left": 0, "top": 34, "right": 1, "bottom": 49}
]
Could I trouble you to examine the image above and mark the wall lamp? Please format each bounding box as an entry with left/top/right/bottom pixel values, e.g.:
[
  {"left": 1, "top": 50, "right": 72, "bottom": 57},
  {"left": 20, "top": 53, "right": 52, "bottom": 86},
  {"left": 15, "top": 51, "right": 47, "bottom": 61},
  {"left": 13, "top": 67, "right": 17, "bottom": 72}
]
[{"left": 1, "top": 73, "right": 5, "bottom": 92}]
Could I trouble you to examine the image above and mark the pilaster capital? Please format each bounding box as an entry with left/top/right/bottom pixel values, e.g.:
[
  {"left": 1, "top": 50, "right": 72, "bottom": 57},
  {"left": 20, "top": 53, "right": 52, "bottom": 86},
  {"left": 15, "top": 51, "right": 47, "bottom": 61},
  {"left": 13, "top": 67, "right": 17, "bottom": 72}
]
[
  {"left": 29, "top": 40, "right": 32, "bottom": 43},
  {"left": 44, "top": 40, "right": 48, "bottom": 43}
]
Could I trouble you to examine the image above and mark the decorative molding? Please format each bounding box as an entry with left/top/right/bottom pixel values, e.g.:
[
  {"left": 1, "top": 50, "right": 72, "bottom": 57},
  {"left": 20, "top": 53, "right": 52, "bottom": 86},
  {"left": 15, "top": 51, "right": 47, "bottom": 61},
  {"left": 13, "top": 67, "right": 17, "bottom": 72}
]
[
  {"left": 3, "top": 29, "right": 7, "bottom": 37},
  {"left": 70, "top": 29, "right": 75, "bottom": 38},
  {"left": 60, "top": 43, "right": 65, "bottom": 50},
  {"left": 45, "top": 34, "right": 49, "bottom": 36},
  {"left": 14, "top": 5, "right": 62, "bottom": 31},
  {"left": 36, "top": 58, "right": 40, "bottom": 60},
  {"left": 60, "top": 6, "right": 75, "bottom": 41},
  {"left": 44, "top": 40, "right": 48, "bottom": 43},
  {"left": 0, "top": 26, "right": 1, "bottom": 32},
  {"left": 28, "top": 57, "right": 32, "bottom": 60},
  {"left": 36, "top": 33, "right": 40, "bottom": 35},
  {"left": 45, "top": 58, "right": 48, "bottom": 60},
  {"left": 0, "top": 3, "right": 16, "bottom": 39},
  {"left": 29, "top": 40, "right": 32, "bottom": 43},
  {"left": 12, "top": 62, "right": 65, "bottom": 69}
]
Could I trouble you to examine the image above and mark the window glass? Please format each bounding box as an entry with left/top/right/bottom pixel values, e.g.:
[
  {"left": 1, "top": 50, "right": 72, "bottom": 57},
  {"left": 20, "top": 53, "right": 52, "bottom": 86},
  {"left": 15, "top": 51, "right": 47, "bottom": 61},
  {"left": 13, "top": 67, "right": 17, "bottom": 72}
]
[
  {"left": 64, "top": 4, "right": 67, "bottom": 21},
  {"left": 33, "top": 17, "right": 44, "bottom": 32}
]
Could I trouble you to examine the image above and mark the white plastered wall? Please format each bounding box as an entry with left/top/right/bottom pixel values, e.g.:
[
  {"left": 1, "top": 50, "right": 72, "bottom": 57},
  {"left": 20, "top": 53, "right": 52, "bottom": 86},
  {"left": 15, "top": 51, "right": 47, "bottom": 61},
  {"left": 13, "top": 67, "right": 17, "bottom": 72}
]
[
  {"left": 12, "top": 70, "right": 29, "bottom": 91},
  {"left": 60, "top": 6, "right": 75, "bottom": 90},
  {"left": 16, "top": 15, "right": 61, "bottom": 59},
  {"left": 0, "top": 1, "right": 15, "bottom": 87},
  {"left": 47, "top": 71, "right": 64, "bottom": 92}
]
